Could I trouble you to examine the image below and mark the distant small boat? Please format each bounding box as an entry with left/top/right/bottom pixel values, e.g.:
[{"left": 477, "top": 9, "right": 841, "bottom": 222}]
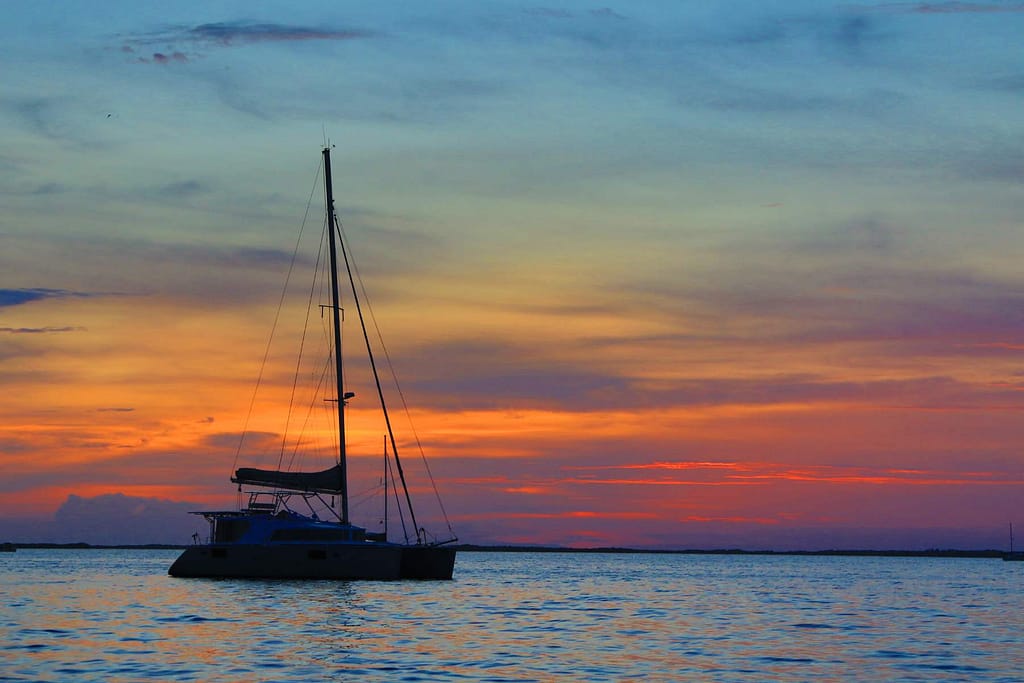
[
  {"left": 1004, "top": 523, "right": 1024, "bottom": 562},
  {"left": 0, "top": 542, "right": 15, "bottom": 553},
  {"left": 169, "top": 147, "right": 456, "bottom": 580}
]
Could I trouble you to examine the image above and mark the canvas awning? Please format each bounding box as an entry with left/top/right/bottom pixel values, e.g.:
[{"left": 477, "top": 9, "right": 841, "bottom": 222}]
[{"left": 232, "top": 464, "right": 343, "bottom": 494}]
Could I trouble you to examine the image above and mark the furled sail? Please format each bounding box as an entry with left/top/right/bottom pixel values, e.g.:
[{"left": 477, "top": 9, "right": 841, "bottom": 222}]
[{"left": 232, "top": 464, "right": 343, "bottom": 494}]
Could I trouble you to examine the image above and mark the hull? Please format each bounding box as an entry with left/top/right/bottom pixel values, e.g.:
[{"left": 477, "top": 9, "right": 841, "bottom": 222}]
[
  {"left": 168, "top": 543, "right": 403, "bottom": 580},
  {"left": 401, "top": 546, "right": 456, "bottom": 580}
]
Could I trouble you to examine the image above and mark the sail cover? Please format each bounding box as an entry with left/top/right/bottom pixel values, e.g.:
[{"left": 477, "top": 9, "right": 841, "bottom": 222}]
[{"left": 232, "top": 464, "right": 343, "bottom": 494}]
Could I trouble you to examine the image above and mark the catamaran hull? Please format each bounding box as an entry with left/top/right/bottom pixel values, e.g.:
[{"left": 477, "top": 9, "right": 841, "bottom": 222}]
[
  {"left": 168, "top": 543, "right": 457, "bottom": 579},
  {"left": 168, "top": 543, "right": 403, "bottom": 580},
  {"left": 401, "top": 546, "right": 456, "bottom": 580}
]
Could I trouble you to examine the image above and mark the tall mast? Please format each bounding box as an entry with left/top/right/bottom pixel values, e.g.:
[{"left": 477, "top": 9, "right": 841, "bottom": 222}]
[{"left": 323, "top": 146, "right": 349, "bottom": 525}]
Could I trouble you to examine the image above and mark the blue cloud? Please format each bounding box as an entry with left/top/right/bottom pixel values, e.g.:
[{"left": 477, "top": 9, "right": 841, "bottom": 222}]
[
  {"left": 124, "top": 20, "right": 373, "bottom": 57},
  {"left": 870, "top": 2, "right": 1024, "bottom": 14},
  {"left": 0, "top": 288, "right": 91, "bottom": 308},
  {"left": 186, "top": 21, "right": 372, "bottom": 45}
]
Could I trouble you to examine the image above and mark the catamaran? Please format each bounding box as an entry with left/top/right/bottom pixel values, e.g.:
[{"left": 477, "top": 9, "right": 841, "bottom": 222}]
[{"left": 169, "top": 147, "right": 456, "bottom": 580}]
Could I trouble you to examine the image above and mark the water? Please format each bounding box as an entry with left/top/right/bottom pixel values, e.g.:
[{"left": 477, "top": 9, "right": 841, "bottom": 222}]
[{"left": 1, "top": 550, "right": 1022, "bottom": 681}]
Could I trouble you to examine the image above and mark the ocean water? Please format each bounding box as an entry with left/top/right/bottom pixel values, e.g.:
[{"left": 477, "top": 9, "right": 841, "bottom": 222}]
[{"left": 1, "top": 550, "right": 1022, "bottom": 682}]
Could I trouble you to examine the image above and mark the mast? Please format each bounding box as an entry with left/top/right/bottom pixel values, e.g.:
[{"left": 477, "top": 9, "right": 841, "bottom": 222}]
[{"left": 323, "top": 146, "right": 349, "bottom": 525}]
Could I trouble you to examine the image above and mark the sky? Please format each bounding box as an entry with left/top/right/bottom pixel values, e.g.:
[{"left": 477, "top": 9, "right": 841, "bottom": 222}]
[{"left": 2, "top": 1, "right": 1023, "bottom": 550}]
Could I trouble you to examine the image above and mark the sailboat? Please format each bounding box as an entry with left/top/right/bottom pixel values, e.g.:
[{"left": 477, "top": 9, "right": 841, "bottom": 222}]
[
  {"left": 169, "top": 147, "right": 456, "bottom": 580},
  {"left": 1004, "top": 522, "right": 1024, "bottom": 562}
]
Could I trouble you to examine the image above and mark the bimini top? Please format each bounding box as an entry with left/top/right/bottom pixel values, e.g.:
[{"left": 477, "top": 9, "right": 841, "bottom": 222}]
[{"left": 232, "top": 464, "right": 343, "bottom": 494}]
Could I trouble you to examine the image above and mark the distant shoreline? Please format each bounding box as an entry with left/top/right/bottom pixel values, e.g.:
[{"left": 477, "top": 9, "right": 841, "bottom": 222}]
[
  {"left": 453, "top": 544, "right": 1010, "bottom": 558},
  {"left": 1, "top": 542, "right": 1009, "bottom": 559}
]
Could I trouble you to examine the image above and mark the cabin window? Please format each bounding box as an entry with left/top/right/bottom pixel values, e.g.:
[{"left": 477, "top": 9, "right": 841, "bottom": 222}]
[
  {"left": 271, "top": 528, "right": 353, "bottom": 542},
  {"left": 308, "top": 549, "right": 327, "bottom": 560},
  {"left": 213, "top": 519, "right": 250, "bottom": 543}
]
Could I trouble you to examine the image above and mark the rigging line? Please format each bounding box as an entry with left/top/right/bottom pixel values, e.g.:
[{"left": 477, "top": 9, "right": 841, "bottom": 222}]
[
  {"left": 337, "top": 225, "right": 456, "bottom": 538},
  {"left": 376, "top": 342, "right": 456, "bottom": 537},
  {"left": 282, "top": 211, "right": 343, "bottom": 476},
  {"left": 233, "top": 157, "right": 323, "bottom": 474},
  {"left": 286, "top": 223, "right": 340, "bottom": 474},
  {"left": 296, "top": 236, "right": 340, "bottom": 472},
  {"left": 386, "top": 445, "right": 411, "bottom": 543},
  {"left": 284, "top": 342, "right": 334, "bottom": 473},
  {"left": 277, "top": 214, "right": 328, "bottom": 472},
  {"left": 335, "top": 216, "right": 422, "bottom": 543},
  {"left": 348, "top": 484, "right": 383, "bottom": 507},
  {"left": 318, "top": 235, "right": 344, "bottom": 476}
]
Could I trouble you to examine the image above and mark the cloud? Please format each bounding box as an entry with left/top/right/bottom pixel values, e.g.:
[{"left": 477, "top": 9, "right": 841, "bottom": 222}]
[
  {"left": 524, "top": 8, "right": 574, "bottom": 19},
  {"left": 185, "top": 22, "right": 372, "bottom": 45},
  {"left": 0, "top": 235, "right": 307, "bottom": 313},
  {"left": 956, "top": 155, "right": 1024, "bottom": 182},
  {"left": 123, "top": 21, "right": 374, "bottom": 64},
  {"left": 0, "top": 96, "right": 108, "bottom": 149},
  {"left": 29, "top": 182, "right": 65, "bottom": 196},
  {"left": 590, "top": 8, "right": 627, "bottom": 20},
  {"left": 623, "top": 244, "right": 1024, "bottom": 360},
  {"left": 397, "top": 332, "right": 1024, "bottom": 412},
  {"left": 439, "top": 450, "right": 1020, "bottom": 548},
  {"left": 194, "top": 246, "right": 301, "bottom": 270},
  {"left": 580, "top": 459, "right": 1017, "bottom": 487},
  {"left": 50, "top": 493, "right": 203, "bottom": 544},
  {"left": 11, "top": 98, "right": 64, "bottom": 141},
  {"left": 831, "top": 14, "right": 877, "bottom": 54},
  {"left": 708, "top": 8, "right": 888, "bottom": 56},
  {"left": 0, "top": 326, "right": 83, "bottom": 334},
  {"left": 866, "top": 2, "right": 1024, "bottom": 13},
  {"left": 0, "top": 288, "right": 94, "bottom": 308},
  {"left": 158, "top": 179, "right": 206, "bottom": 198},
  {"left": 203, "top": 430, "right": 278, "bottom": 452},
  {"left": 983, "top": 74, "right": 1024, "bottom": 93},
  {"left": 151, "top": 51, "right": 188, "bottom": 64}
]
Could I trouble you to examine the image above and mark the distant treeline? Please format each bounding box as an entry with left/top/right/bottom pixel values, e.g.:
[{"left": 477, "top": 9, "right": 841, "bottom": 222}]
[
  {"left": 6, "top": 543, "right": 186, "bottom": 550},
  {"left": 450, "top": 544, "right": 1007, "bottom": 559},
  {"left": 1, "top": 542, "right": 1008, "bottom": 558}
]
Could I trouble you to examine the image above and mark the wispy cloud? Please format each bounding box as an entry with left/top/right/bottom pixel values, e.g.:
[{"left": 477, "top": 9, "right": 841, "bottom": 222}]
[
  {"left": 459, "top": 509, "right": 658, "bottom": 521},
  {"left": 571, "top": 459, "right": 1021, "bottom": 487},
  {"left": 0, "top": 288, "right": 95, "bottom": 309},
  {"left": 865, "top": 2, "right": 1024, "bottom": 13},
  {"left": 2, "top": 97, "right": 102, "bottom": 148},
  {"left": 0, "top": 326, "right": 83, "bottom": 334},
  {"left": 185, "top": 22, "right": 372, "bottom": 45},
  {"left": 622, "top": 249, "right": 1024, "bottom": 362},
  {"left": 149, "top": 179, "right": 207, "bottom": 198},
  {"left": 956, "top": 154, "right": 1024, "bottom": 182},
  {"left": 150, "top": 51, "right": 188, "bottom": 65},
  {"left": 123, "top": 20, "right": 374, "bottom": 64}
]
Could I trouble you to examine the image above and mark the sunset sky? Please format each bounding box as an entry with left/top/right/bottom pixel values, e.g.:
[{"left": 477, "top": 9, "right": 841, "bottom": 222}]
[{"left": 2, "top": 1, "right": 1023, "bottom": 549}]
